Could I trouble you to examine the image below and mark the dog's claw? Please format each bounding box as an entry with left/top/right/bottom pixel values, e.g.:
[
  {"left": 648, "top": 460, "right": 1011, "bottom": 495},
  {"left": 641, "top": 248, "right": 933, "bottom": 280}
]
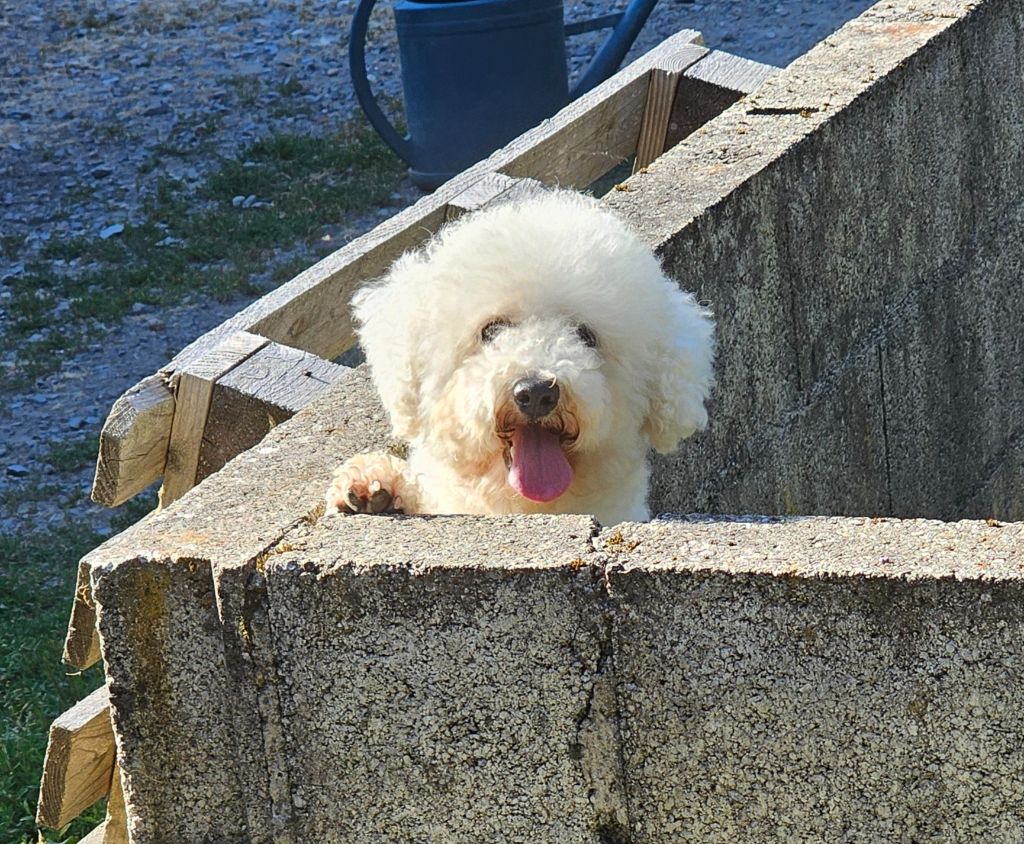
[
  {"left": 367, "top": 488, "right": 393, "bottom": 514},
  {"left": 346, "top": 490, "right": 366, "bottom": 513},
  {"left": 342, "top": 486, "right": 394, "bottom": 514}
]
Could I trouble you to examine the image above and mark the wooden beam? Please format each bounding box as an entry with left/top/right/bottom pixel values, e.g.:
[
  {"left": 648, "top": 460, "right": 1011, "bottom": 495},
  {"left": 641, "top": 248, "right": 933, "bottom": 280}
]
[
  {"left": 196, "top": 341, "right": 350, "bottom": 484},
  {"left": 444, "top": 172, "right": 545, "bottom": 221},
  {"left": 91, "top": 374, "right": 174, "bottom": 507},
  {"left": 64, "top": 560, "right": 102, "bottom": 669},
  {"left": 73, "top": 767, "right": 128, "bottom": 844},
  {"left": 664, "top": 50, "right": 779, "bottom": 150},
  {"left": 497, "top": 35, "right": 706, "bottom": 187},
  {"left": 160, "top": 332, "right": 270, "bottom": 506},
  {"left": 634, "top": 62, "right": 689, "bottom": 172},
  {"left": 103, "top": 766, "right": 128, "bottom": 844},
  {"left": 37, "top": 686, "right": 115, "bottom": 829}
]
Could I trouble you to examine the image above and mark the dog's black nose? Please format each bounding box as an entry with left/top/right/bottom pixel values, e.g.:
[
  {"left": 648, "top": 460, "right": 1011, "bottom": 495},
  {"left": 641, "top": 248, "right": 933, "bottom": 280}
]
[{"left": 513, "top": 376, "right": 560, "bottom": 420}]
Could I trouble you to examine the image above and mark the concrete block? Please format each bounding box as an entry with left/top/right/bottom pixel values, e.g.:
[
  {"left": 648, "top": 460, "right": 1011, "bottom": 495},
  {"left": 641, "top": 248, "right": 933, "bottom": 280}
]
[
  {"left": 91, "top": 555, "right": 254, "bottom": 842},
  {"left": 603, "top": 517, "right": 1024, "bottom": 842},
  {"left": 880, "top": 200, "right": 1024, "bottom": 520},
  {"left": 607, "top": 0, "right": 1024, "bottom": 519},
  {"left": 86, "top": 368, "right": 395, "bottom": 842},
  {"left": 261, "top": 514, "right": 624, "bottom": 842},
  {"left": 651, "top": 345, "right": 889, "bottom": 517}
]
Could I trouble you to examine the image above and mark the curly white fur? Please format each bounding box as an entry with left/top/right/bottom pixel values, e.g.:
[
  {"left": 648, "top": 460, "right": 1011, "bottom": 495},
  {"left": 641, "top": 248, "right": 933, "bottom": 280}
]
[{"left": 326, "top": 190, "right": 714, "bottom": 525}]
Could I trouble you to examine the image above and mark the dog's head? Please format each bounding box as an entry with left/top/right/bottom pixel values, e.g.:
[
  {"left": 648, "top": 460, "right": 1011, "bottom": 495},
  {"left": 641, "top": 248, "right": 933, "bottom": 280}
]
[{"left": 353, "top": 191, "right": 714, "bottom": 504}]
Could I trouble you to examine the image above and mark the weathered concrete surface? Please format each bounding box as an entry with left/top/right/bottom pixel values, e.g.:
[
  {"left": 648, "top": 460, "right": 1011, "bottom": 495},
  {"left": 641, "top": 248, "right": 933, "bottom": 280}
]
[
  {"left": 603, "top": 517, "right": 1024, "bottom": 842},
  {"left": 89, "top": 367, "right": 394, "bottom": 843},
  {"left": 91, "top": 556, "right": 252, "bottom": 843},
  {"left": 607, "top": 0, "right": 1024, "bottom": 520},
  {"left": 261, "top": 514, "right": 624, "bottom": 842},
  {"left": 94, "top": 499, "right": 1024, "bottom": 841}
]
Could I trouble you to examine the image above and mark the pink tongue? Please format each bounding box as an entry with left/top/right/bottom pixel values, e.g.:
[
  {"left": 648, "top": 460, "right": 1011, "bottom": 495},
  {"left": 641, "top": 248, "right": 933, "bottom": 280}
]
[{"left": 509, "top": 426, "right": 573, "bottom": 503}]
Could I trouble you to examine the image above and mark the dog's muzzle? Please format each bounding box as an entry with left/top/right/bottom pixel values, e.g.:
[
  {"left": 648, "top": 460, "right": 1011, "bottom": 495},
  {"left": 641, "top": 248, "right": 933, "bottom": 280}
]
[
  {"left": 501, "top": 374, "right": 574, "bottom": 503},
  {"left": 512, "top": 375, "right": 559, "bottom": 421}
]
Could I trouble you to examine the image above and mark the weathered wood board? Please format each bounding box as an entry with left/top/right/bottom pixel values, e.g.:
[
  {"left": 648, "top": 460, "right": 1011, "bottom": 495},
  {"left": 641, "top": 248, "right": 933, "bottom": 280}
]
[{"left": 37, "top": 686, "right": 114, "bottom": 829}]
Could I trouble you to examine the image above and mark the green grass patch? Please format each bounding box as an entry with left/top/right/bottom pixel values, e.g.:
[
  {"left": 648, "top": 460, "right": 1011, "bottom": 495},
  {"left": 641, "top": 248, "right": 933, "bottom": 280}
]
[
  {"left": 224, "top": 74, "right": 262, "bottom": 107},
  {"left": 0, "top": 524, "right": 107, "bottom": 843},
  {"left": 0, "top": 491, "right": 155, "bottom": 844},
  {"left": 1, "top": 234, "right": 24, "bottom": 260},
  {"left": 276, "top": 75, "right": 305, "bottom": 98},
  {"left": 2, "top": 118, "right": 404, "bottom": 392},
  {"left": 0, "top": 482, "right": 69, "bottom": 509},
  {"left": 55, "top": 7, "right": 119, "bottom": 30}
]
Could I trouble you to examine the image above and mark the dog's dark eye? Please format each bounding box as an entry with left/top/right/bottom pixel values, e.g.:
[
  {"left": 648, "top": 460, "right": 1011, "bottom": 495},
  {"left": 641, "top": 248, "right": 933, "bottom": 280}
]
[
  {"left": 576, "top": 323, "right": 598, "bottom": 348},
  {"left": 480, "top": 319, "right": 513, "bottom": 344}
]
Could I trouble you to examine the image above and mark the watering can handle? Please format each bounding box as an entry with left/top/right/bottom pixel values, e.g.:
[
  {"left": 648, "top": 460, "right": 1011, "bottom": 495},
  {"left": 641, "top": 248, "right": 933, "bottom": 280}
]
[
  {"left": 349, "top": 0, "right": 414, "bottom": 164},
  {"left": 569, "top": 0, "right": 660, "bottom": 99},
  {"left": 350, "top": 0, "right": 657, "bottom": 161}
]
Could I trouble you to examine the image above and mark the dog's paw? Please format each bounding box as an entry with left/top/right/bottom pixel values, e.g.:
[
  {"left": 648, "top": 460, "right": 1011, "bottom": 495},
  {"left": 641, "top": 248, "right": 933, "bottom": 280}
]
[{"left": 326, "top": 452, "right": 410, "bottom": 515}]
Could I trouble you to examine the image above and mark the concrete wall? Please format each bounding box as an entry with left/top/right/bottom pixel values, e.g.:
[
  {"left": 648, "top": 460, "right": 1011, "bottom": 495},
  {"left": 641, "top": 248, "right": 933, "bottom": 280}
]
[
  {"left": 92, "top": 446, "right": 1024, "bottom": 842},
  {"left": 607, "top": 517, "right": 1024, "bottom": 841},
  {"left": 606, "top": 0, "right": 1024, "bottom": 521},
  {"left": 83, "top": 0, "right": 1024, "bottom": 840}
]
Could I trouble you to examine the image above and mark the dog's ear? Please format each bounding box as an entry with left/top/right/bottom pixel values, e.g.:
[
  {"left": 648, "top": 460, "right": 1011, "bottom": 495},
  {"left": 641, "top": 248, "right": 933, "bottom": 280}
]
[
  {"left": 351, "top": 259, "right": 425, "bottom": 440},
  {"left": 642, "top": 283, "right": 715, "bottom": 454}
]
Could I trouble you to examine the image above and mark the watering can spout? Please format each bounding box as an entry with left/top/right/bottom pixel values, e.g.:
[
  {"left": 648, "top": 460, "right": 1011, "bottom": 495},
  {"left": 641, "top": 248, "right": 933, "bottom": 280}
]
[{"left": 571, "top": 0, "right": 660, "bottom": 99}]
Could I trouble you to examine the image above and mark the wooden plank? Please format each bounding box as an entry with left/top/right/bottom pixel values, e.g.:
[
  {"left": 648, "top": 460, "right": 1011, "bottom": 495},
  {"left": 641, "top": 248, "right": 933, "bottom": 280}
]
[
  {"left": 91, "top": 374, "right": 174, "bottom": 507},
  {"left": 664, "top": 50, "right": 779, "bottom": 149},
  {"left": 634, "top": 65, "right": 686, "bottom": 172},
  {"left": 196, "top": 341, "right": 350, "bottom": 484},
  {"left": 72, "top": 767, "right": 127, "bottom": 844},
  {"left": 64, "top": 560, "right": 102, "bottom": 669},
  {"left": 37, "top": 686, "right": 115, "bottom": 829},
  {"left": 444, "top": 172, "right": 543, "bottom": 221},
  {"left": 103, "top": 766, "right": 128, "bottom": 844},
  {"left": 497, "top": 35, "right": 706, "bottom": 187},
  {"left": 160, "top": 332, "right": 269, "bottom": 506}
]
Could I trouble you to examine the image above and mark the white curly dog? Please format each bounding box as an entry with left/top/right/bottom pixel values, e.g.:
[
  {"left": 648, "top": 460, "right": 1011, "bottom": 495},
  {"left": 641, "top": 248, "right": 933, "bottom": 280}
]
[{"left": 326, "top": 190, "right": 714, "bottom": 525}]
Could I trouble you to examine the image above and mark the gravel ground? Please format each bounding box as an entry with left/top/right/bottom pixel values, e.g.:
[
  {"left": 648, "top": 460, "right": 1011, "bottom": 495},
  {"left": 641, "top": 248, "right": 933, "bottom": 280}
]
[{"left": 0, "top": 0, "right": 874, "bottom": 535}]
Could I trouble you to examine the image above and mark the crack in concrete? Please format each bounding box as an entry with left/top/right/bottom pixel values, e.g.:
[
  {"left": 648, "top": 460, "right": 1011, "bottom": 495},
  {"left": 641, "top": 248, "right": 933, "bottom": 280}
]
[
  {"left": 571, "top": 565, "right": 633, "bottom": 843},
  {"left": 877, "top": 344, "right": 895, "bottom": 516}
]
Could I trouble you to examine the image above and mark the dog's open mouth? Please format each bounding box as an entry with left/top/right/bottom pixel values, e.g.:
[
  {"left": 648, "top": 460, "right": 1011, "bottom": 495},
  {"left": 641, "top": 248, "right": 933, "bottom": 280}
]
[{"left": 505, "top": 425, "right": 573, "bottom": 503}]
